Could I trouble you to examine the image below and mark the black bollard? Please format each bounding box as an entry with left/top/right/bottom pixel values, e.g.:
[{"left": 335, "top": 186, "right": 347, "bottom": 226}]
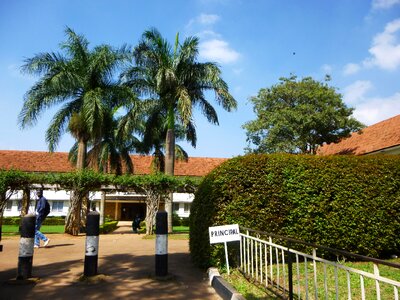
[
  {"left": 84, "top": 211, "right": 100, "bottom": 277},
  {"left": 155, "top": 211, "right": 168, "bottom": 277},
  {"left": 17, "top": 214, "right": 36, "bottom": 280},
  {"left": 0, "top": 220, "right": 3, "bottom": 252}
]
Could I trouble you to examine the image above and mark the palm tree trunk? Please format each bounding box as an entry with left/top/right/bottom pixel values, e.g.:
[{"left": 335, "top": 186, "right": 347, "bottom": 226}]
[
  {"left": 76, "top": 139, "right": 87, "bottom": 170},
  {"left": 165, "top": 128, "right": 175, "bottom": 233}
]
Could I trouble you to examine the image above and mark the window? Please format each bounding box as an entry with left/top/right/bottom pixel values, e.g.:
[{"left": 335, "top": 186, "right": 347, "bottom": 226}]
[
  {"left": 184, "top": 203, "right": 191, "bottom": 213},
  {"left": 173, "top": 203, "right": 180, "bottom": 213},
  {"left": 5, "top": 200, "right": 12, "bottom": 211},
  {"left": 52, "top": 201, "right": 64, "bottom": 212}
]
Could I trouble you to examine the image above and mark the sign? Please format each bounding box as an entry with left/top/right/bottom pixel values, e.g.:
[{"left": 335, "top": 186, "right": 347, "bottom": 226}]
[{"left": 209, "top": 224, "right": 240, "bottom": 244}]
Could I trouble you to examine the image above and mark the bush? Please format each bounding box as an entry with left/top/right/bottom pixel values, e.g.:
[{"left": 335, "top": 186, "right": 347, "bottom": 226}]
[
  {"left": 189, "top": 154, "right": 400, "bottom": 268},
  {"left": 1, "top": 216, "right": 65, "bottom": 225},
  {"left": 1, "top": 217, "right": 21, "bottom": 225},
  {"left": 181, "top": 217, "right": 190, "bottom": 227},
  {"left": 43, "top": 216, "right": 65, "bottom": 225},
  {"left": 99, "top": 220, "right": 118, "bottom": 234},
  {"left": 172, "top": 213, "right": 181, "bottom": 226}
]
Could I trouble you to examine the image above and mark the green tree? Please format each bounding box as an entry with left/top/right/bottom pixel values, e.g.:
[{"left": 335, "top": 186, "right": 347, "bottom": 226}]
[
  {"left": 122, "top": 28, "right": 237, "bottom": 231},
  {"left": 139, "top": 100, "right": 197, "bottom": 173},
  {"left": 18, "top": 27, "right": 133, "bottom": 235},
  {"left": 243, "top": 75, "right": 365, "bottom": 154},
  {"left": 69, "top": 110, "right": 139, "bottom": 175}
]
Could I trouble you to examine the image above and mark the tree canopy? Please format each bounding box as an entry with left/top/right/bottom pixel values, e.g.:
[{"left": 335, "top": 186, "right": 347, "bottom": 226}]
[{"left": 243, "top": 75, "right": 365, "bottom": 154}]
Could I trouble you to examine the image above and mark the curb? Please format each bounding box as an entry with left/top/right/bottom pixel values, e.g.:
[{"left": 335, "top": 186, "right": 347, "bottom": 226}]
[{"left": 208, "top": 268, "right": 246, "bottom": 300}]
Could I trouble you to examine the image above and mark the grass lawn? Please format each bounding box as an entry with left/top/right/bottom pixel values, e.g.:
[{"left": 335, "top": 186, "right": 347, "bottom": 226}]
[
  {"left": 2, "top": 224, "right": 65, "bottom": 235},
  {"left": 222, "top": 258, "right": 400, "bottom": 300},
  {"left": 2, "top": 225, "right": 190, "bottom": 237},
  {"left": 172, "top": 226, "right": 189, "bottom": 233}
]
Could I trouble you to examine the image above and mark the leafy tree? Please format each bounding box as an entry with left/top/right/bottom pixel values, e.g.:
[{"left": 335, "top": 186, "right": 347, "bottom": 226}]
[
  {"left": 243, "top": 75, "right": 365, "bottom": 154},
  {"left": 122, "top": 28, "right": 237, "bottom": 231},
  {"left": 18, "top": 27, "right": 133, "bottom": 235}
]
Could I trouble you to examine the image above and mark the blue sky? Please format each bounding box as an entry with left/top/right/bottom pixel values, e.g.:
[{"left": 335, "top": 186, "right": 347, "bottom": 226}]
[{"left": 1, "top": 0, "right": 400, "bottom": 158}]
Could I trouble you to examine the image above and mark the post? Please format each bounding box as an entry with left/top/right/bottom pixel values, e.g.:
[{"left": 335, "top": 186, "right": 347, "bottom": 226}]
[
  {"left": 287, "top": 242, "right": 293, "bottom": 300},
  {"left": 0, "top": 215, "right": 3, "bottom": 252},
  {"left": 224, "top": 241, "right": 230, "bottom": 275},
  {"left": 17, "top": 214, "right": 36, "bottom": 280},
  {"left": 100, "top": 191, "right": 105, "bottom": 226},
  {"left": 84, "top": 211, "right": 100, "bottom": 277},
  {"left": 155, "top": 211, "right": 168, "bottom": 277}
]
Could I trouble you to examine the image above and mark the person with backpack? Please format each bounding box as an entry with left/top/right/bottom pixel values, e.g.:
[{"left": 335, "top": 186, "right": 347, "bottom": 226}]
[
  {"left": 34, "top": 190, "right": 51, "bottom": 248},
  {"left": 132, "top": 214, "right": 142, "bottom": 234}
]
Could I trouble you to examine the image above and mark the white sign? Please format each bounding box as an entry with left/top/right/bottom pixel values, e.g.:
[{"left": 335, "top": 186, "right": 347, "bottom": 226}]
[{"left": 209, "top": 224, "right": 240, "bottom": 244}]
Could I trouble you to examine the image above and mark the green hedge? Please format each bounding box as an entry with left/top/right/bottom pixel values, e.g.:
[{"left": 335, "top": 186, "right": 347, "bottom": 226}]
[
  {"left": 99, "top": 221, "right": 118, "bottom": 234},
  {"left": 2, "top": 216, "right": 65, "bottom": 225},
  {"left": 189, "top": 154, "right": 400, "bottom": 268}
]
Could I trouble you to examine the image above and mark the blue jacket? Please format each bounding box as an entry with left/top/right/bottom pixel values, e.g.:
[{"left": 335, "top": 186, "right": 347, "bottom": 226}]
[{"left": 36, "top": 196, "right": 48, "bottom": 220}]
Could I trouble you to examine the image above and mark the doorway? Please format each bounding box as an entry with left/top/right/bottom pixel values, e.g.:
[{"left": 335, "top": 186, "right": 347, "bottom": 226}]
[{"left": 120, "top": 203, "right": 146, "bottom": 221}]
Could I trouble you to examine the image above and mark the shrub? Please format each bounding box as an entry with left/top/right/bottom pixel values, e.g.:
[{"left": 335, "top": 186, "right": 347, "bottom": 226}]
[
  {"left": 99, "top": 220, "right": 118, "bottom": 234},
  {"left": 181, "top": 217, "right": 190, "bottom": 227},
  {"left": 189, "top": 154, "right": 400, "bottom": 268},
  {"left": 2, "top": 216, "right": 65, "bottom": 225},
  {"left": 172, "top": 213, "right": 181, "bottom": 226},
  {"left": 43, "top": 216, "right": 65, "bottom": 225}
]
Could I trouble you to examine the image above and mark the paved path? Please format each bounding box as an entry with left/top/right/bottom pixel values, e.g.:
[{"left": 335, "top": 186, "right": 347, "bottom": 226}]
[{"left": 0, "top": 222, "right": 221, "bottom": 300}]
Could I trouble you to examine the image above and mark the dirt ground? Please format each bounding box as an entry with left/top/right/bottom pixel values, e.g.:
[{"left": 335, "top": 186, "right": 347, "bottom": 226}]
[{"left": 0, "top": 222, "right": 221, "bottom": 300}]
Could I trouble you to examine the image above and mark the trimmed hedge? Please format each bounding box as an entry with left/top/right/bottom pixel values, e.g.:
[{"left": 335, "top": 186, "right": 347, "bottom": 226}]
[
  {"left": 2, "top": 216, "right": 65, "bottom": 225},
  {"left": 99, "top": 221, "right": 118, "bottom": 234},
  {"left": 189, "top": 154, "right": 400, "bottom": 268}
]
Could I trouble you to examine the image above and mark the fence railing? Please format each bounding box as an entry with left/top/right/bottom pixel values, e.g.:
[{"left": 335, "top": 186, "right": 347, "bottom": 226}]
[{"left": 239, "top": 227, "right": 400, "bottom": 300}]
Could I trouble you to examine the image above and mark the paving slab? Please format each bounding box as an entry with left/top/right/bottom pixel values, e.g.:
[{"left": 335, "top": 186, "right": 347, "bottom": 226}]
[{"left": 0, "top": 222, "right": 221, "bottom": 300}]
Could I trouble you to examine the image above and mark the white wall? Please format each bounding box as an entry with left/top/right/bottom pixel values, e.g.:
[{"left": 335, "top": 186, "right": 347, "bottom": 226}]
[{"left": 3, "top": 190, "right": 194, "bottom": 218}]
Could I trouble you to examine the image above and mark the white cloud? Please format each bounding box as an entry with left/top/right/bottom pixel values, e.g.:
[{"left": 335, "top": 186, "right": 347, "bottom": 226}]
[
  {"left": 186, "top": 13, "right": 241, "bottom": 65},
  {"left": 199, "top": 39, "right": 240, "bottom": 64},
  {"left": 365, "top": 18, "right": 400, "bottom": 70},
  {"left": 342, "top": 18, "right": 400, "bottom": 73},
  {"left": 343, "top": 63, "right": 361, "bottom": 75},
  {"left": 352, "top": 92, "right": 400, "bottom": 125},
  {"left": 196, "top": 30, "right": 220, "bottom": 39},
  {"left": 198, "top": 14, "right": 220, "bottom": 25},
  {"left": 343, "top": 80, "right": 374, "bottom": 105},
  {"left": 186, "top": 14, "right": 220, "bottom": 30},
  {"left": 372, "top": 0, "right": 400, "bottom": 9}
]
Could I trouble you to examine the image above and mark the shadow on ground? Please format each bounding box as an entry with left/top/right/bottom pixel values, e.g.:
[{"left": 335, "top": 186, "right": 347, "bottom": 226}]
[{"left": 0, "top": 252, "right": 214, "bottom": 299}]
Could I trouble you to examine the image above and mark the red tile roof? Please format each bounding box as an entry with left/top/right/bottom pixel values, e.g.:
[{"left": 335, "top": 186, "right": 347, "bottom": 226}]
[
  {"left": 0, "top": 150, "right": 227, "bottom": 177},
  {"left": 317, "top": 114, "right": 400, "bottom": 155}
]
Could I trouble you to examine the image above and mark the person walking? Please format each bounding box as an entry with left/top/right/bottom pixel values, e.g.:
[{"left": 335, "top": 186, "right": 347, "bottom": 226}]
[{"left": 34, "top": 190, "right": 51, "bottom": 249}]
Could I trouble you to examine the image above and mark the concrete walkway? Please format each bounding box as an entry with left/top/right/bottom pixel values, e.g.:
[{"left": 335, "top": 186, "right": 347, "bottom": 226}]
[{"left": 0, "top": 222, "right": 221, "bottom": 299}]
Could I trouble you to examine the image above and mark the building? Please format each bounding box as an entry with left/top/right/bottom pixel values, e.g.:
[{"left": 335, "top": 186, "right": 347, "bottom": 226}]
[
  {"left": 0, "top": 150, "right": 227, "bottom": 220},
  {"left": 317, "top": 114, "right": 400, "bottom": 156}
]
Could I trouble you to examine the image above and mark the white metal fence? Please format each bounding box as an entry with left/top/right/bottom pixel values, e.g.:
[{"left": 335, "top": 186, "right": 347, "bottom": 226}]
[{"left": 239, "top": 227, "right": 400, "bottom": 300}]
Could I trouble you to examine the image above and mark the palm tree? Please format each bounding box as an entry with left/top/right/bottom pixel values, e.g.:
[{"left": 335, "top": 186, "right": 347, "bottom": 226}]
[
  {"left": 18, "top": 27, "right": 133, "bottom": 235},
  {"left": 69, "top": 109, "right": 140, "bottom": 175},
  {"left": 122, "top": 28, "right": 237, "bottom": 231}
]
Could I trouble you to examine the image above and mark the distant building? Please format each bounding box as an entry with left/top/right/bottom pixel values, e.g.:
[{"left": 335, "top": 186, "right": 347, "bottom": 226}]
[
  {"left": 0, "top": 150, "right": 227, "bottom": 220},
  {"left": 317, "top": 114, "right": 400, "bottom": 156}
]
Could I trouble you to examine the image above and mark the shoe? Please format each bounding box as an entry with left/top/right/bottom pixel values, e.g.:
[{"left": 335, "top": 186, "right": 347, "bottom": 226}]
[
  {"left": 43, "top": 239, "right": 50, "bottom": 247},
  {"left": 34, "top": 245, "right": 39, "bottom": 249}
]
